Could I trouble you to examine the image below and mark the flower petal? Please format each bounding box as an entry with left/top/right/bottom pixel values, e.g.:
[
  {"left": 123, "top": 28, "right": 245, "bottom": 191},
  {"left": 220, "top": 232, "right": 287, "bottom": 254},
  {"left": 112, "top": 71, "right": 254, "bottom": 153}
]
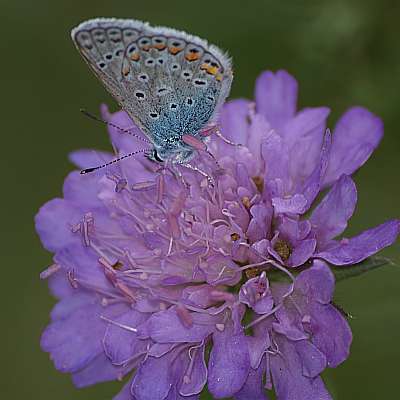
[
  {"left": 255, "top": 70, "right": 298, "bottom": 130},
  {"left": 41, "top": 303, "right": 111, "bottom": 373},
  {"left": 272, "top": 194, "right": 308, "bottom": 215},
  {"left": 295, "top": 340, "right": 327, "bottom": 378},
  {"left": 316, "top": 219, "right": 400, "bottom": 265},
  {"left": 219, "top": 99, "right": 251, "bottom": 144},
  {"left": 270, "top": 336, "right": 332, "bottom": 400},
  {"left": 35, "top": 198, "right": 81, "bottom": 252},
  {"left": 69, "top": 149, "right": 112, "bottom": 169},
  {"left": 234, "top": 362, "right": 269, "bottom": 400},
  {"left": 300, "top": 129, "right": 331, "bottom": 210},
  {"left": 72, "top": 353, "right": 128, "bottom": 388},
  {"left": 178, "top": 345, "right": 207, "bottom": 396},
  {"left": 284, "top": 107, "right": 330, "bottom": 184},
  {"left": 310, "top": 174, "right": 357, "bottom": 245},
  {"left": 63, "top": 171, "right": 102, "bottom": 209},
  {"left": 261, "top": 131, "right": 290, "bottom": 197},
  {"left": 131, "top": 352, "right": 175, "bottom": 400},
  {"left": 288, "top": 239, "right": 316, "bottom": 267},
  {"left": 139, "top": 307, "right": 216, "bottom": 343},
  {"left": 295, "top": 259, "right": 335, "bottom": 304},
  {"left": 103, "top": 310, "right": 149, "bottom": 365},
  {"left": 308, "top": 303, "right": 352, "bottom": 367},
  {"left": 208, "top": 326, "right": 250, "bottom": 398},
  {"left": 323, "top": 106, "right": 383, "bottom": 186}
]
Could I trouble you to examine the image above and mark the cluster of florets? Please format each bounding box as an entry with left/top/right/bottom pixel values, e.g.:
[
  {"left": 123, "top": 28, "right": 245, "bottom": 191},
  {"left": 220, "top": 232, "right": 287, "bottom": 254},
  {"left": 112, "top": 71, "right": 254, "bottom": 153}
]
[{"left": 36, "top": 70, "right": 399, "bottom": 400}]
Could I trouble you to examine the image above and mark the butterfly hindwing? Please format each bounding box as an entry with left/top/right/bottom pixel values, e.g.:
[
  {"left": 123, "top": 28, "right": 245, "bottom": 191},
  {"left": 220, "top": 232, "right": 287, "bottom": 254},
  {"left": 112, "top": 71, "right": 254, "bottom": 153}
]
[{"left": 72, "top": 18, "right": 233, "bottom": 161}]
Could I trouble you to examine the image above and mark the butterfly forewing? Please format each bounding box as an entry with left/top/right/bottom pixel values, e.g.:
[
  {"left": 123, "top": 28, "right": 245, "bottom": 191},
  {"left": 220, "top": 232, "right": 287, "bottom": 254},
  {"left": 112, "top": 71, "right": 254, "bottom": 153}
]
[{"left": 72, "top": 18, "right": 233, "bottom": 161}]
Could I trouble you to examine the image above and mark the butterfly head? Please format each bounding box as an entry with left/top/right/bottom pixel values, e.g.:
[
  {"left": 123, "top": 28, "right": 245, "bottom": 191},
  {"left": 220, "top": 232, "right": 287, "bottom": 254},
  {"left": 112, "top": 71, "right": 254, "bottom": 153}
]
[{"left": 149, "top": 136, "right": 196, "bottom": 164}]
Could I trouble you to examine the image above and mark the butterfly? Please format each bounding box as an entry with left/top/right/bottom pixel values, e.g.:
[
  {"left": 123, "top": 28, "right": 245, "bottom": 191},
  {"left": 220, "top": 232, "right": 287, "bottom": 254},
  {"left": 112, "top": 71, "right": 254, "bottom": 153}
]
[{"left": 71, "top": 18, "right": 233, "bottom": 169}]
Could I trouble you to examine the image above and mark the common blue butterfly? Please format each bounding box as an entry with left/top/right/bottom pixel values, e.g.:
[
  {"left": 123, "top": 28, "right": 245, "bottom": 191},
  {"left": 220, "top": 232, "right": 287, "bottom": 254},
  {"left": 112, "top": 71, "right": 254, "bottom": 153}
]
[{"left": 71, "top": 18, "right": 233, "bottom": 166}]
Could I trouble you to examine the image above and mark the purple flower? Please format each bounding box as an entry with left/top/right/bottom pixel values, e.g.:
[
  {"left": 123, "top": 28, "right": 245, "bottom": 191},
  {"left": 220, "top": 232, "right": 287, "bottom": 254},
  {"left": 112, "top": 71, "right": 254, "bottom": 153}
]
[{"left": 36, "top": 70, "right": 399, "bottom": 400}]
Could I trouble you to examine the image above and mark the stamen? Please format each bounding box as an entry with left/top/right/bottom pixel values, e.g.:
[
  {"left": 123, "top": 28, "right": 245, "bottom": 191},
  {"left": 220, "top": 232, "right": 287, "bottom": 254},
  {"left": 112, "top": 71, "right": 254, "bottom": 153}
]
[
  {"left": 215, "top": 323, "right": 225, "bottom": 331},
  {"left": 156, "top": 173, "right": 165, "bottom": 203},
  {"left": 100, "top": 315, "right": 138, "bottom": 332},
  {"left": 168, "top": 214, "right": 181, "bottom": 239},
  {"left": 241, "top": 196, "right": 251, "bottom": 209},
  {"left": 115, "top": 281, "right": 137, "bottom": 302},
  {"left": 230, "top": 232, "right": 240, "bottom": 241},
  {"left": 131, "top": 181, "right": 156, "bottom": 191},
  {"left": 244, "top": 304, "right": 282, "bottom": 330},
  {"left": 40, "top": 264, "right": 60, "bottom": 279},
  {"left": 67, "top": 270, "right": 78, "bottom": 289},
  {"left": 176, "top": 304, "right": 193, "bottom": 328}
]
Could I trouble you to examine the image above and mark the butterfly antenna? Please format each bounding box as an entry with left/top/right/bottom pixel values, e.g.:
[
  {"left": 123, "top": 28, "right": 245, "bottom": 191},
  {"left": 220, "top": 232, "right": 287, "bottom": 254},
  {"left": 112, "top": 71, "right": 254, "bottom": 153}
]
[
  {"left": 80, "top": 109, "right": 151, "bottom": 144},
  {"left": 80, "top": 149, "right": 150, "bottom": 174}
]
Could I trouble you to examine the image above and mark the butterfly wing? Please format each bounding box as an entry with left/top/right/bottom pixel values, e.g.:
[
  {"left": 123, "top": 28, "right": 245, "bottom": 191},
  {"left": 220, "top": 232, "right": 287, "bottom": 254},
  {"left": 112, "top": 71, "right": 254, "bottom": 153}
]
[{"left": 72, "top": 18, "right": 233, "bottom": 154}]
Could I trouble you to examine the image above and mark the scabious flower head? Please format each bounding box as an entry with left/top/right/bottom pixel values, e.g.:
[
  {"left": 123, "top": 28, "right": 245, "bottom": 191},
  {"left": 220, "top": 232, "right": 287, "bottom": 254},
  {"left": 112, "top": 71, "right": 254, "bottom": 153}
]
[{"left": 36, "top": 70, "right": 399, "bottom": 400}]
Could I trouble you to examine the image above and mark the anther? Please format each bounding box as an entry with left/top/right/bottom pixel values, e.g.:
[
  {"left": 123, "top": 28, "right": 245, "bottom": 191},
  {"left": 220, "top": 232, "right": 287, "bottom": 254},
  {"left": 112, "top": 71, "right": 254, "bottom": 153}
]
[
  {"left": 215, "top": 323, "right": 225, "bottom": 332},
  {"left": 40, "top": 264, "right": 60, "bottom": 279},
  {"left": 241, "top": 196, "right": 251, "bottom": 209},
  {"left": 230, "top": 232, "right": 240, "bottom": 241}
]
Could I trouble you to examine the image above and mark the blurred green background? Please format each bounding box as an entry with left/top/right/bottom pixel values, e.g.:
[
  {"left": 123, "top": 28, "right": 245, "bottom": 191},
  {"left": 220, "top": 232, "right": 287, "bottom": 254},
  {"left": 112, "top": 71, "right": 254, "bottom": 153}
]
[{"left": 1, "top": 0, "right": 399, "bottom": 399}]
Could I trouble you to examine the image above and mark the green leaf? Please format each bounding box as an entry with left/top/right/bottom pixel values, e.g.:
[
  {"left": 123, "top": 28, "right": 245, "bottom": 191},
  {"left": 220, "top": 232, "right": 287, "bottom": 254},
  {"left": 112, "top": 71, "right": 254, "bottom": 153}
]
[{"left": 330, "top": 256, "right": 395, "bottom": 282}]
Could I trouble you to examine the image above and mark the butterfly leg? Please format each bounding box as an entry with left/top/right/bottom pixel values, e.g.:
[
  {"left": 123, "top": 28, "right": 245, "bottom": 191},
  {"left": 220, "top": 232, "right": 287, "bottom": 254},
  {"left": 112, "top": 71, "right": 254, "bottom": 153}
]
[
  {"left": 200, "top": 124, "right": 243, "bottom": 148},
  {"left": 179, "top": 163, "right": 215, "bottom": 187}
]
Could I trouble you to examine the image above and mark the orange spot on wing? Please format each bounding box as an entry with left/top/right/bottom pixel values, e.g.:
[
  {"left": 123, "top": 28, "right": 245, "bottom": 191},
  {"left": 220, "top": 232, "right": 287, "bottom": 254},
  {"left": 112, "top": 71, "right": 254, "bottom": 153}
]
[
  {"left": 122, "top": 65, "right": 130, "bottom": 76},
  {"left": 169, "top": 46, "right": 183, "bottom": 55},
  {"left": 130, "top": 53, "right": 140, "bottom": 61},
  {"left": 185, "top": 53, "right": 200, "bottom": 62},
  {"left": 153, "top": 43, "right": 167, "bottom": 50},
  {"left": 207, "top": 66, "right": 219, "bottom": 75},
  {"left": 141, "top": 45, "right": 150, "bottom": 51}
]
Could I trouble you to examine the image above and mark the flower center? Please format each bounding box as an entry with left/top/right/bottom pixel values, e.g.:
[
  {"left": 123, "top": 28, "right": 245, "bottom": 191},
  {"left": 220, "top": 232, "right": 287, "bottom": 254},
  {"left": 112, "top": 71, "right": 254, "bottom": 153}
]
[{"left": 273, "top": 239, "right": 291, "bottom": 261}]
